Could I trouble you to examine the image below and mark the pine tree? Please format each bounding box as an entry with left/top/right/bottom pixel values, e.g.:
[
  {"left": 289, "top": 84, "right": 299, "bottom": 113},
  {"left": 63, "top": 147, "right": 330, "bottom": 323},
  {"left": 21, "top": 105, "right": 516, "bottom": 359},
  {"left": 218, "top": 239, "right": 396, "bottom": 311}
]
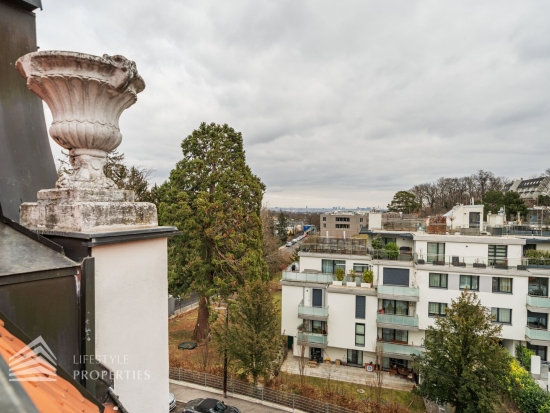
[
  {"left": 412, "top": 290, "right": 510, "bottom": 413},
  {"left": 159, "top": 123, "right": 267, "bottom": 340},
  {"left": 214, "top": 279, "right": 281, "bottom": 386},
  {"left": 276, "top": 210, "right": 289, "bottom": 244}
]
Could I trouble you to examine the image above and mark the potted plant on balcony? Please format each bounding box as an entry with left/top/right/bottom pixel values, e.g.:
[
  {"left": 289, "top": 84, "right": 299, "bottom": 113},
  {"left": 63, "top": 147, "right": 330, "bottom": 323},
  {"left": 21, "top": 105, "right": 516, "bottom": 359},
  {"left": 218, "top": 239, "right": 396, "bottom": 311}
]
[
  {"left": 361, "top": 269, "right": 374, "bottom": 288},
  {"left": 473, "top": 258, "right": 486, "bottom": 269},
  {"left": 346, "top": 269, "right": 357, "bottom": 287},
  {"left": 333, "top": 268, "right": 345, "bottom": 286}
]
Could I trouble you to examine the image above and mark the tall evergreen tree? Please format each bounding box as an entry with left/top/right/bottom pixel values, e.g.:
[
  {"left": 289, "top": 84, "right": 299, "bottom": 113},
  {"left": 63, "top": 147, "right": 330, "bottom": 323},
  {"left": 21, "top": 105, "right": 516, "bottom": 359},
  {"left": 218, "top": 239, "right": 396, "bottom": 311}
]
[
  {"left": 412, "top": 291, "right": 510, "bottom": 413},
  {"left": 276, "top": 210, "right": 289, "bottom": 244},
  {"left": 214, "top": 279, "right": 281, "bottom": 386},
  {"left": 159, "top": 123, "right": 267, "bottom": 340}
]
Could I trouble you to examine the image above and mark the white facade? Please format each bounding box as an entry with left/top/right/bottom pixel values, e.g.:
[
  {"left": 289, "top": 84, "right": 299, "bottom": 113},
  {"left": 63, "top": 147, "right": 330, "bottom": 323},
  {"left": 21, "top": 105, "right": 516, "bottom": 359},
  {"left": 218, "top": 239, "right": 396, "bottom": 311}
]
[
  {"left": 93, "top": 238, "right": 169, "bottom": 413},
  {"left": 282, "top": 231, "right": 550, "bottom": 371}
]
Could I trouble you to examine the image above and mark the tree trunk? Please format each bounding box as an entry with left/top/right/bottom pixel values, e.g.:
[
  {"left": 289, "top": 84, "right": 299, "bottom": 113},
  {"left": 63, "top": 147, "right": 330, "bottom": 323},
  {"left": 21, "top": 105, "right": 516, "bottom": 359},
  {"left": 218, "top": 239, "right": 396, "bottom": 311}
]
[{"left": 193, "top": 296, "right": 210, "bottom": 341}]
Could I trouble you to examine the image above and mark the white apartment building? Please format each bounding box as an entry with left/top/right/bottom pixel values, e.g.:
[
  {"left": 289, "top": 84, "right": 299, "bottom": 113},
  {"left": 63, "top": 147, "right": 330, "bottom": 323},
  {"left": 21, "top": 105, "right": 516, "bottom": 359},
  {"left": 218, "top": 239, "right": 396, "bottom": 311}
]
[{"left": 281, "top": 218, "right": 550, "bottom": 374}]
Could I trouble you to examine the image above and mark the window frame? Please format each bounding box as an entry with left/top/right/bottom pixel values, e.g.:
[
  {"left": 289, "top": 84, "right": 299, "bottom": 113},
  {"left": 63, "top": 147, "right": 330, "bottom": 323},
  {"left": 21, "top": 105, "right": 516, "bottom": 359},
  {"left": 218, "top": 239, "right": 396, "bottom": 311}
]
[
  {"left": 355, "top": 296, "right": 366, "bottom": 319},
  {"left": 429, "top": 273, "right": 448, "bottom": 289},
  {"left": 459, "top": 275, "right": 480, "bottom": 291},
  {"left": 355, "top": 323, "right": 365, "bottom": 347},
  {"left": 491, "top": 308, "right": 512, "bottom": 324},
  {"left": 428, "top": 302, "right": 447, "bottom": 317},
  {"left": 492, "top": 277, "right": 513, "bottom": 294},
  {"left": 488, "top": 245, "right": 508, "bottom": 266},
  {"left": 427, "top": 242, "right": 445, "bottom": 263},
  {"left": 381, "top": 328, "right": 408, "bottom": 343}
]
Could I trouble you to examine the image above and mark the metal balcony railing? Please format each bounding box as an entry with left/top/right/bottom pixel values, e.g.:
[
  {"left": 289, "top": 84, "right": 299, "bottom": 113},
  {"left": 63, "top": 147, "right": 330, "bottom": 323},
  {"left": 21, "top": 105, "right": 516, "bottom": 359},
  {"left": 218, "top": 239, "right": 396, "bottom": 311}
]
[{"left": 298, "top": 300, "right": 329, "bottom": 319}]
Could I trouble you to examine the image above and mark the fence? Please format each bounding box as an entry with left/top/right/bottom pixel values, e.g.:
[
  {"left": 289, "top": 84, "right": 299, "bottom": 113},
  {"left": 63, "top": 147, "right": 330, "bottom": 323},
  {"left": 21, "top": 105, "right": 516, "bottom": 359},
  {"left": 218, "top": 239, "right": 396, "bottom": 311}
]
[
  {"left": 170, "top": 292, "right": 199, "bottom": 316},
  {"left": 169, "top": 367, "right": 359, "bottom": 413}
]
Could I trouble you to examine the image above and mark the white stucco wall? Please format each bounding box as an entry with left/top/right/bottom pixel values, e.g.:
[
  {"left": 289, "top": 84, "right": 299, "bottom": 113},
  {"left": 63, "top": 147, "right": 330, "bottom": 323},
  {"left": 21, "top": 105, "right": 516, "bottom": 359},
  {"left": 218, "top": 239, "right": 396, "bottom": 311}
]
[
  {"left": 92, "top": 238, "right": 168, "bottom": 413},
  {"left": 281, "top": 284, "right": 303, "bottom": 339}
]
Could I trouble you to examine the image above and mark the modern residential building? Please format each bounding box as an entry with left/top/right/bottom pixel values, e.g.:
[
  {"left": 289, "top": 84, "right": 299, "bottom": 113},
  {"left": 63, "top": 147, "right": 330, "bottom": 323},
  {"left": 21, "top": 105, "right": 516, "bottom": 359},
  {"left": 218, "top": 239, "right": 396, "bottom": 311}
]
[
  {"left": 281, "top": 209, "right": 550, "bottom": 376},
  {"left": 505, "top": 177, "right": 550, "bottom": 205},
  {"left": 320, "top": 211, "right": 369, "bottom": 237}
]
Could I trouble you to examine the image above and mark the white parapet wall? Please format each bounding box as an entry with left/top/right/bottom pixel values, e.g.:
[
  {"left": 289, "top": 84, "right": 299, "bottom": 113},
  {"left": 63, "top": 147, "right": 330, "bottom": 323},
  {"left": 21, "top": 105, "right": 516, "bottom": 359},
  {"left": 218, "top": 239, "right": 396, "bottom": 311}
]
[{"left": 92, "top": 237, "right": 168, "bottom": 413}]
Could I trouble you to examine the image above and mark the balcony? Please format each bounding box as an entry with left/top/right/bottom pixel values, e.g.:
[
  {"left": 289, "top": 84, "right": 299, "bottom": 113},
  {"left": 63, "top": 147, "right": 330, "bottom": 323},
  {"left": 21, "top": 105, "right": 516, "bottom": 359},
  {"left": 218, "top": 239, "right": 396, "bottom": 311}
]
[
  {"left": 297, "top": 332, "right": 328, "bottom": 348},
  {"left": 376, "top": 285, "right": 420, "bottom": 302},
  {"left": 281, "top": 271, "right": 333, "bottom": 284},
  {"left": 376, "top": 313, "right": 419, "bottom": 331},
  {"left": 525, "top": 326, "right": 550, "bottom": 345},
  {"left": 526, "top": 295, "right": 550, "bottom": 313},
  {"left": 377, "top": 342, "right": 425, "bottom": 360},
  {"left": 300, "top": 238, "right": 368, "bottom": 256},
  {"left": 414, "top": 254, "right": 526, "bottom": 271},
  {"left": 298, "top": 300, "right": 329, "bottom": 321}
]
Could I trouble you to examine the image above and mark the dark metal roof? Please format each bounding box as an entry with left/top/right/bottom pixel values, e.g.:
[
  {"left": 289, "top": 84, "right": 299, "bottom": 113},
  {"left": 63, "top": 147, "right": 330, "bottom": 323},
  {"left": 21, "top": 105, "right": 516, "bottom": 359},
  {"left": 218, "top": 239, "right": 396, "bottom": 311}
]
[
  {"left": 0, "top": 221, "right": 78, "bottom": 278},
  {"left": 518, "top": 178, "right": 544, "bottom": 189}
]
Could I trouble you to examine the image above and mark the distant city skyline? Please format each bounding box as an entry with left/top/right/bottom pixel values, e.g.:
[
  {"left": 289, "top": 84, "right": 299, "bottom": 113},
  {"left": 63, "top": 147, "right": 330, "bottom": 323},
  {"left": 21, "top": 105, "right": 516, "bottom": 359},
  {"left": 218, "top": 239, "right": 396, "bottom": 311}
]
[{"left": 37, "top": 1, "right": 550, "bottom": 208}]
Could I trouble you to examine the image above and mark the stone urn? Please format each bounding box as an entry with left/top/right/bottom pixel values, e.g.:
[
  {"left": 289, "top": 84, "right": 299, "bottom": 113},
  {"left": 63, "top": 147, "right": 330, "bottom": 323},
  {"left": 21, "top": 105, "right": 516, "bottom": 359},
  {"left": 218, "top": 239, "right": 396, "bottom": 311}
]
[
  {"left": 16, "top": 51, "right": 157, "bottom": 232},
  {"left": 16, "top": 51, "right": 145, "bottom": 189}
]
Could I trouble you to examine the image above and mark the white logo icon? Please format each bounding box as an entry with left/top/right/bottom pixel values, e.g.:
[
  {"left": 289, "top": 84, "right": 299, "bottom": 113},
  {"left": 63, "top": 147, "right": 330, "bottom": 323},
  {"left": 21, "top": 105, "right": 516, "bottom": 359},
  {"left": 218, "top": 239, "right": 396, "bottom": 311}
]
[{"left": 9, "top": 336, "right": 57, "bottom": 382}]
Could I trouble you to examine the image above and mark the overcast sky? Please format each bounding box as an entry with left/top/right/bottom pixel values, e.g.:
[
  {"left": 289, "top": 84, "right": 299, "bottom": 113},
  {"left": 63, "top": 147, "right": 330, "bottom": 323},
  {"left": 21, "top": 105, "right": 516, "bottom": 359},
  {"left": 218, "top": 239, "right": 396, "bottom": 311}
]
[{"left": 36, "top": 1, "right": 550, "bottom": 209}]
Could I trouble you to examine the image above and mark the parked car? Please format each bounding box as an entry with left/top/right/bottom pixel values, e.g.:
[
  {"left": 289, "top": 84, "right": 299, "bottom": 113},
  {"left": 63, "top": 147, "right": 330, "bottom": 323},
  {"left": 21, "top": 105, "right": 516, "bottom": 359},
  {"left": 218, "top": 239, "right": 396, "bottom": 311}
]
[
  {"left": 170, "top": 392, "right": 176, "bottom": 411},
  {"left": 292, "top": 239, "right": 297, "bottom": 244},
  {"left": 286, "top": 241, "right": 292, "bottom": 247},
  {"left": 184, "top": 398, "right": 241, "bottom": 413}
]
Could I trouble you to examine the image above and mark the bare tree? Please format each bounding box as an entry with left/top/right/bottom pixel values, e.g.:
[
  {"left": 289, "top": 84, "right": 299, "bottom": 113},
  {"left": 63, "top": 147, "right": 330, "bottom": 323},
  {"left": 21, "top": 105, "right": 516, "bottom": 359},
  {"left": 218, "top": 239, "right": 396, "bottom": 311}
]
[{"left": 297, "top": 323, "right": 309, "bottom": 385}]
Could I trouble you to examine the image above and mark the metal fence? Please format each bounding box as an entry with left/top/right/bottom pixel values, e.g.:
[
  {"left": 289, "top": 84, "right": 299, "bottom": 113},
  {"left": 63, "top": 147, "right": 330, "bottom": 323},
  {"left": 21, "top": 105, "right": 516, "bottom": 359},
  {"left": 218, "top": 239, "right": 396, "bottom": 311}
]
[{"left": 169, "top": 367, "right": 359, "bottom": 413}]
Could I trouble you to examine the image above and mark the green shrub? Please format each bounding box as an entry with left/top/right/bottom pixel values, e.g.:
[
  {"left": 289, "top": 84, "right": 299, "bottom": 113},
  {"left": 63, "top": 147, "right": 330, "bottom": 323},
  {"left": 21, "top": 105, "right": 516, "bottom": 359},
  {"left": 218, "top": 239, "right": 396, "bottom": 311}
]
[
  {"left": 362, "top": 270, "right": 374, "bottom": 283},
  {"left": 516, "top": 344, "right": 535, "bottom": 371},
  {"left": 507, "top": 358, "right": 550, "bottom": 413},
  {"left": 335, "top": 268, "right": 345, "bottom": 281},
  {"left": 384, "top": 242, "right": 399, "bottom": 260},
  {"left": 525, "top": 249, "right": 550, "bottom": 265}
]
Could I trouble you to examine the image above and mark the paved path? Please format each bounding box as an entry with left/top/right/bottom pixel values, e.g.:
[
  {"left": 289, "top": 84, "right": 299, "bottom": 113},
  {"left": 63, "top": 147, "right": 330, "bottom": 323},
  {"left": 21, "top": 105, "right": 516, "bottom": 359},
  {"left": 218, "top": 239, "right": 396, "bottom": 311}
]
[{"left": 170, "top": 381, "right": 289, "bottom": 413}]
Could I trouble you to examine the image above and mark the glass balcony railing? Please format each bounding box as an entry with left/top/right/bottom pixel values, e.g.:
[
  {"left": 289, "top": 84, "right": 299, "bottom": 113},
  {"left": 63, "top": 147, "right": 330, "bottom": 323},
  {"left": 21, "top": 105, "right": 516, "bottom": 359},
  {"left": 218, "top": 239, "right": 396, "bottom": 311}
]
[
  {"left": 377, "top": 342, "right": 425, "bottom": 357},
  {"left": 377, "top": 285, "right": 419, "bottom": 298},
  {"left": 525, "top": 326, "right": 550, "bottom": 342},
  {"left": 281, "top": 271, "right": 334, "bottom": 284},
  {"left": 298, "top": 300, "right": 329, "bottom": 318},
  {"left": 413, "top": 254, "right": 526, "bottom": 270},
  {"left": 527, "top": 295, "right": 550, "bottom": 309},
  {"left": 377, "top": 313, "right": 419, "bottom": 327},
  {"left": 297, "top": 332, "right": 328, "bottom": 346}
]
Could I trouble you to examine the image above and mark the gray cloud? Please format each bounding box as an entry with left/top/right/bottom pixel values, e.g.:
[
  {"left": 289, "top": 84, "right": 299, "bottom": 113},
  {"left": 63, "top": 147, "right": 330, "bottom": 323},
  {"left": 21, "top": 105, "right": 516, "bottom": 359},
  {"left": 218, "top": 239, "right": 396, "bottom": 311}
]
[{"left": 38, "top": 0, "right": 550, "bottom": 208}]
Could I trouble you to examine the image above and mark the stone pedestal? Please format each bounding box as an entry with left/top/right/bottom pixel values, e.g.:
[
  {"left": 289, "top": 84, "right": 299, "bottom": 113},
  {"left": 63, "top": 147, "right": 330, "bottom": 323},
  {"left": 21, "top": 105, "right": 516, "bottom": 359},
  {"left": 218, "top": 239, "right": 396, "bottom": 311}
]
[{"left": 20, "top": 188, "right": 157, "bottom": 232}]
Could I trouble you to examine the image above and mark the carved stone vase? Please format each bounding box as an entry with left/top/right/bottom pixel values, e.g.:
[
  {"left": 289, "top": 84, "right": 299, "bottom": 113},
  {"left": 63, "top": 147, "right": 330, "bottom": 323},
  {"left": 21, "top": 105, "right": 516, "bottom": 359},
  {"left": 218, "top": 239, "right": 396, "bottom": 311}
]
[{"left": 16, "top": 51, "right": 156, "bottom": 232}]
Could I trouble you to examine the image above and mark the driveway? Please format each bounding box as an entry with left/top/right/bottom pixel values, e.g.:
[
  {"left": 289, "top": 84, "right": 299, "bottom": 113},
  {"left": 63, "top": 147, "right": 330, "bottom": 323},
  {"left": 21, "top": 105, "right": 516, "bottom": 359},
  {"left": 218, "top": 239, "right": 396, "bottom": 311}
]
[{"left": 170, "top": 381, "right": 289, "bottom": 413}]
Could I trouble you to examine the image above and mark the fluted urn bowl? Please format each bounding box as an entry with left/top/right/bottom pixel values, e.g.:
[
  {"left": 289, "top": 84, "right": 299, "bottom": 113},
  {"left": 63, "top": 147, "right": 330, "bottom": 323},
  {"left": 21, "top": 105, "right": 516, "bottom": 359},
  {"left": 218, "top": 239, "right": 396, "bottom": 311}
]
[{"left": 16, "top": 51, "right": 145, "bottom": 188}]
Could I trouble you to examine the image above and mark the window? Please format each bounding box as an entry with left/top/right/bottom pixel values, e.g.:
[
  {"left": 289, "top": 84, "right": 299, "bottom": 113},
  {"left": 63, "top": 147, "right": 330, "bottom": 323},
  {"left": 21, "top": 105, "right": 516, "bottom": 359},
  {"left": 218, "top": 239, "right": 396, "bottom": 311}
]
[
  {"left": 460, "top": 275, "right": 479, "bottom": 291},
  {"left": 382, "top": 268, "right": 409, "bottom": 286},
  {"left": 322, "top": 217, "right": 326, "bottom": 221},
  {"left": 469, "top": 212, "right": 481, "bottom": 228},
  {"left": 492, "top": 308, "right": 512, "bottom": 324},
  {"left": 356, "top": 296, "right": 366, "bottom": 319},
  {"left": 335, "top": 224, "right": 350, "bottom": 229},
  {"left": 527, "top": 311, "right": 547, "bottom": 329},
  {"left": 323, "top": 223, "right": 326, "bottom": 228},
  {"left": 492, "top": 277, "right": 512, "bottom": 293},
  {"left": 360, "top": 218, "right": 363, "bottom": 222},
  {"left": 312, "top": 289, "right": 322, "bottom": 308},
  {"left": 382, "top": 328, "right": 408, "bottom": 343},
  {"left": 429, "top": 273, "right": 447, "bottom": 288},
  {"left": 528, "top": 277, "right": 549, "bottom": 296},
  {"left": 427, "top": 242, "right": 445, "bottom": 263},
  {"left": 353, "top": 263, "right": 370, "bottom": 273},
  {"left": 311, "top": 320, "right": 326, "bottom": 334},
  {"left": 321, "top": 259, "right": 345, "bottom": 274},
  {"left": 488, "top": 245, "right": 507, "bottom": 265},
  {"left": 527, "top": 344, "right": 547, "bottom": 361},
  {"left": 355, "top": 324, "right": 365, "bottom": 346},
  {"left": 428, "top": 302, "right": 447, "bottom": 317},
  {"left": 383, "top": 300, "right": 409, "bottom": 316},
  {"left": 336, "top": 217, "right": 350, "bottom": 222},
  {"left": 382, "top": 237, "right": 397, "bottom": 245},
  {"left": 347, "top": 349, "right": 363, "bottom": 365}
]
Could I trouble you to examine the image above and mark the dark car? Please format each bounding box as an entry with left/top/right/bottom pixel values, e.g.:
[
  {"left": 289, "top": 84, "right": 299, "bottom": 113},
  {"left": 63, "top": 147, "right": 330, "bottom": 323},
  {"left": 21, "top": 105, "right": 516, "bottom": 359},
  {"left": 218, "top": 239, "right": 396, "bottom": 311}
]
[{"left": 184, "top": 398, "right": 241, "bottom": 413}]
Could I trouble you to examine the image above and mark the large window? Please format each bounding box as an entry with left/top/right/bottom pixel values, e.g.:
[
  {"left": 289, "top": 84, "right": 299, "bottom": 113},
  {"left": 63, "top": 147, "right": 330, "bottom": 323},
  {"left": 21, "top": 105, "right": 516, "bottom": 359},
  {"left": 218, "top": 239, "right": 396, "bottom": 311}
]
[
  {"left": 383, "top": 300, "right": 409, "bottom": 316},
  {"left": 488, "top": 245, "right": 507, "bottom": 265},
  {"left": 312, "top": 289, "right": 323, "bottom": 308},
  {"left": 382, "top": 237, "right": 397, "bottom": 245},
  {"left": 322, "top": 217, "right": 326, "bottom": 221},
  {"left": 355, "top": 324, "right": 365, "bottom": 346},
  {"left": 321, "top": 259, "right": 345, "bottom": 274},
  {"left": 527, "top": 344, "right": 547, "bottom": 361},
  {"left": 335, "top": 224, "right": 350, "bottom": 229},
  {"left": 428, "top": 302, "right": 447, "bottom": 317},
  {"left": 336, "top": 217, "right": 350, "bottom": 222},
  {"left": 353, "top": 263, "right": 371, "bottom": 273},
  {"left": 492, "top": 277, "right": 513, "bottom": 293},
  {"left": 347, "top": 349, "right": 363, "bottom": 365},
  {"left": 527, "top": 311, "right": 548, "bottom": 329},
  {"left": 529, "top": 277, "right": 549, "bottom": 296},
  {"left": 311, "top": 320, "right": 326, "bottom": 334},
  {"left": 460, "top": 275, "right": 479, "bottom": 291},
  {"left": 427, "top": 242, "right": 445, "bottom": 263},
  {"left": 469, "top": 212, "right": 481, "bottom": 228},
  {"left": 356, "top": 296, "right": 366, "bottom": 319},
  {"left": 429, "top": 273, "right": 447, "bottom": 288},
  {"left": 382, "top": 328, "right": 408, "bottom": 343},
  {"left": 492, "top": 308, "right": 512, "bottom": 324}
]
